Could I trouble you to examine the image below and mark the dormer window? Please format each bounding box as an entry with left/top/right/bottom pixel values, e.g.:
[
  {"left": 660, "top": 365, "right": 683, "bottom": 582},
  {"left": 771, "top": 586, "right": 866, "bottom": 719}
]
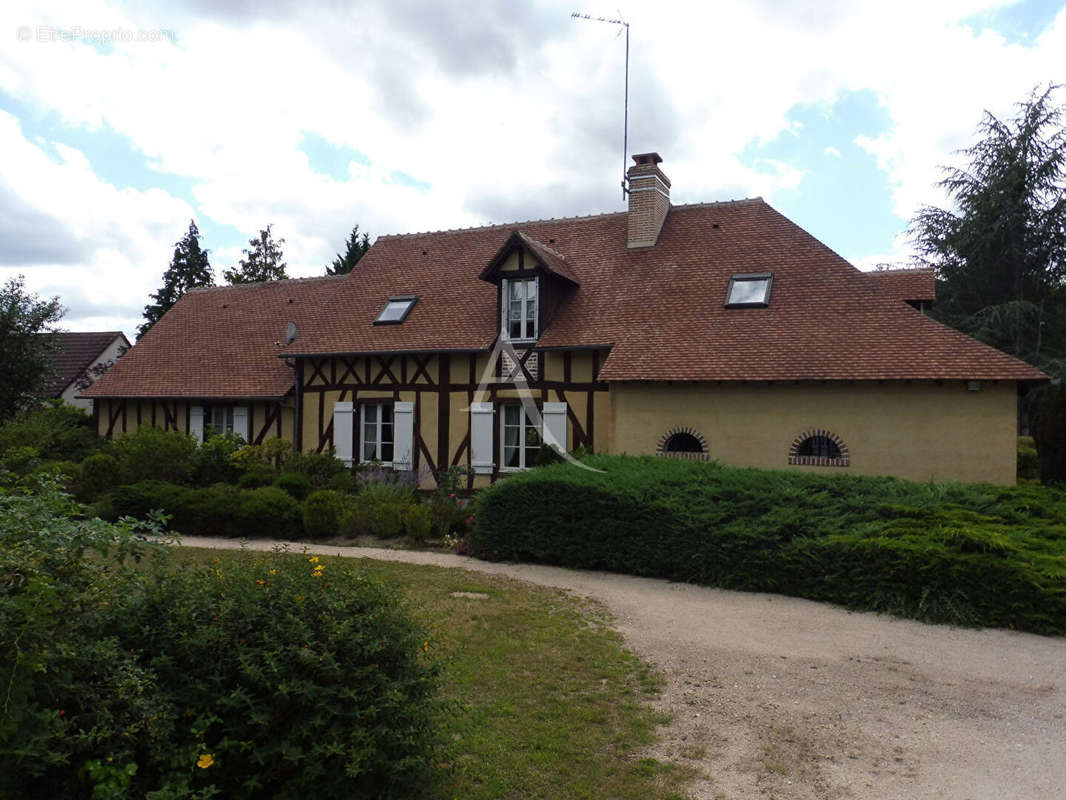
[
  {"left": 374, "top": 295, "right": 418, "bottom": 324},
  {"left": 725, "top": 273, "right": 773, "bottom": 308},
  {"left": 502, "top": 277, "right": 538, "bottom": 341}
]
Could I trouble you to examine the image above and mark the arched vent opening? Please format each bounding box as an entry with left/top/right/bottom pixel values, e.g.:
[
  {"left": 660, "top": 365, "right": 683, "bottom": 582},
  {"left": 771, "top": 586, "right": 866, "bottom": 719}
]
[
  {"left": 789, "top": 429, "right": 850, "bottom": 467},
  {"left": 656, "top": 426, "right": 710, "bottom": 461}
]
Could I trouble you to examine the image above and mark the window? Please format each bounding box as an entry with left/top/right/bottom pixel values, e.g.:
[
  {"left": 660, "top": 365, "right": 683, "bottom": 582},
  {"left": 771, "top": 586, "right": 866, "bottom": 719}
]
[
  {"left": 501, "top": 404, "right": 541, "bottom": 469},
  {"left": 797, "top": 435, "right": 840, "bottom": 459},
  {"left": 374, "top": 295, "right": 418, "bottom": 324},
  {"left": 360, "top": 403, "right": 394, "bottom": 463},
  {"left": 663, "top": 432, "right": 703, "bottom": 453},
  {"left": 502, "top": 277, "right": 538, "bottom": 341},
  {"left": 788, "top": 429, "right": 849, "bottom": 467},
  {"left": 725, "top": 273, "right": 773, "bottom": 307},
  {"left": 211, "top": 406, "right": 234, "bottom": 434}
]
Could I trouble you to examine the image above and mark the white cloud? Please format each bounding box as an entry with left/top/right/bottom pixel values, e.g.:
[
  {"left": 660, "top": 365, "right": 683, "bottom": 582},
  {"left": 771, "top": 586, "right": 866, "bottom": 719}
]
[
  {"left": 824, "top": 146, "right": 842, "bottom": 159},
  {"left": 0, "top": 0, "right": 1063, "bottom": 334}
]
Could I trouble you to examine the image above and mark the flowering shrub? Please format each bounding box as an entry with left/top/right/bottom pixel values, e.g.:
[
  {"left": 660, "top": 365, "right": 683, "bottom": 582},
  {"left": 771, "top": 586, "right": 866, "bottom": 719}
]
[{"left": 0, "top": 480, "right": 441, "bottom": 798}]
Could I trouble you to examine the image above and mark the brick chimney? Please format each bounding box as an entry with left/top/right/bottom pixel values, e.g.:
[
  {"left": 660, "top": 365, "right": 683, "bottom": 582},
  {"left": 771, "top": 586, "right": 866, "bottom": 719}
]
[{"left": 626, "top": 152, "right": 670, "bottom": 248}]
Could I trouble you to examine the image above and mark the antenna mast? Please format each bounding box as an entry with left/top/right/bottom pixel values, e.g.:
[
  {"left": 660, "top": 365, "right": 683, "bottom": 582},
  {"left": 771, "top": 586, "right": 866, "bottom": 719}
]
[{"left": 571, "top": 12, "right": 630, "bottom": 200}]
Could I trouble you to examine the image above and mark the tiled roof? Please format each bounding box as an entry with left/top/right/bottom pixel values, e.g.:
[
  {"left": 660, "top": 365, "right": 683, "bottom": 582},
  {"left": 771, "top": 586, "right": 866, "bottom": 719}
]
[
  {"left": 84, "top": 277, "right": 343, "bottom": 398},
  {"left": 864, "top": 268, "right": 936, "bottom": 303},
  {"left": 284, "top": 199, "right": 1046, "bottom": 382},
  {"left": 87, "top": 198, "right": 1047, "bottom": 397},
  {"left": 43, "top": 331, "right": 128, "bottom": 396}
]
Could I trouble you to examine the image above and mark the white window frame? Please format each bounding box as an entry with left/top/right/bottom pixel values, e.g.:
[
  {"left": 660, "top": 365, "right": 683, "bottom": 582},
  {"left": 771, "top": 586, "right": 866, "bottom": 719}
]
[
  {"left": 500, "top": 403, "right": 541, "bottom": 471},
  {"left": 211, "top": 406, "right": 235, "bottom": 434},
  {"left": 725, "top": 272, "right": 773, "bottom": 308},
  {"left": 501, "top": 276, "right": 539, "bottom": 342},
  {"left": 359, "top": 402, "right": 394, "bottom": 465}
]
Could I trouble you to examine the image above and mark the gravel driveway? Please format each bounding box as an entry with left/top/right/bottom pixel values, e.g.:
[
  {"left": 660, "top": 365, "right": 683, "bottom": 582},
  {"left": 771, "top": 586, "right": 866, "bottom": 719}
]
[{"left": 181, "top": 536, "right": 1066, "bottom": 800}]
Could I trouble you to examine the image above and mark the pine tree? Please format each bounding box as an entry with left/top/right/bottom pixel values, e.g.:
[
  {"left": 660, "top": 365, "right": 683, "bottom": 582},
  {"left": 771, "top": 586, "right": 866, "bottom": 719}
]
[
  {"left": 139, "top": 220, "right": 214, "bottom": 338},
  {"left": 909, "top": 85, "right": 1066, "bottom": 374},
  {"left": 326, "top": 224, "right": 372, "bottom": 275},
  {"left": 223, "top": 225, "right": 288, "bottom": 285}
]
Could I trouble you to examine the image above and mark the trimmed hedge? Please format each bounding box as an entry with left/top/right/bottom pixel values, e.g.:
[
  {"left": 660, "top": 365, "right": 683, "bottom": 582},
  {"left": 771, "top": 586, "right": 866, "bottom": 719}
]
[{"left": 472, "top": 456, "right": 1066, "bottom": 634}]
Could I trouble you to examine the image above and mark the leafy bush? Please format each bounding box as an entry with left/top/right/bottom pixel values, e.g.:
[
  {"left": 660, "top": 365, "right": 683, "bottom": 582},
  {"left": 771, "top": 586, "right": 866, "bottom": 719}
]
[
  {"left": 192, "top": 430, "right": 244, "bottom": 486},
  {"left": 472, "top": 455, "right": 1066, "bottom": 634},
  {"left": 327, "top": 469, "right": 360, "bottom": 495},
  {"left": 235, "top": 465, "right": 275, "bottom": 490},
  {"left": 1018, "top": 436, "right": 1039, "bottom": 482},
  {"left": 236, "top": 486, "right": 302, "bottom": 539},
  {"left": 229, "top": 437, "right": 293, "bottom": 472},
  {"left": 0, "top": 444, "right": 41, "bottom": 476},
  {"left": 403, "top": 503, "right": 432, "bottom": 543},
  {"left": 348, "top": 484, "right": 415, "bottom": 539},
  {"left": 286, "top": 451, "right": 350, "bottom": 489},
  {"left": 78, "top": 452, "right": 120, "bottom": 500},
  {"left": 0, "top": 400, "right": 101, "bottom": 462},
  {"left": 0, "top": 481, "right": 440, "bottom": 799},
  {"left": 274, "top": 470, "right": 312, "bottom": 500},
  {"left": 112, "top": 426, "right": 198, "bottom": 485},
  {"left": 303, "top": 489, "right": 353, "bottom": 538},
  {"left": 27, "top": 460, "right": 82, "bottom": 494}
]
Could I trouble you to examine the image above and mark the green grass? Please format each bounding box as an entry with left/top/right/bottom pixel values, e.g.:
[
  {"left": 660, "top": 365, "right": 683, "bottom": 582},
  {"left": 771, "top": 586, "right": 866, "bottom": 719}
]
[{"left": 170, "top": 547, "right": 692, "bottom": 800}]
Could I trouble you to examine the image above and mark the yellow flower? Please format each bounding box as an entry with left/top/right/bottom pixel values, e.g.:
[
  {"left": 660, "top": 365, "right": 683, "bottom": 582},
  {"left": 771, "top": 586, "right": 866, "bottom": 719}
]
[
  {"left": 423, "top": 640, "right": 429, "bottom": 652},
  {"left": 197, "top": 754, "right": 214, "bottom": 769},
  {"left": 268, "top": 569, "right": 277, "bottom": 575},
  {"left": 308, "top": 556, "right": 319, "bottom": 564}
]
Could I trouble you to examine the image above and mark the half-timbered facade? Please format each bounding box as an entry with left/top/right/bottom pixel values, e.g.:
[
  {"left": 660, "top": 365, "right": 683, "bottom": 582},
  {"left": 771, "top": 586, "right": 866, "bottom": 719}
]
[{"left": 86, "top": 153, "right": 1047, "bottom": 485}]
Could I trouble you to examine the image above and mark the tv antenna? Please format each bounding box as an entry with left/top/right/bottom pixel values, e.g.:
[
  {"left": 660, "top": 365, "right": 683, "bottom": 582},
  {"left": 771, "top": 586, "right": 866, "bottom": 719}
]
[{"left": 571, "top": 12, "right": 630, "bottom": 200}]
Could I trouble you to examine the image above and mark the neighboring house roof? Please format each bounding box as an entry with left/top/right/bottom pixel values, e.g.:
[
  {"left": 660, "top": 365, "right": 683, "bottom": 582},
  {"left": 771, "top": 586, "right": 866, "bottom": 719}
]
[
  {"left": 86, "top": 196, "right": 1046, "bottom": 398},
  {"left": 864, "top": 268, "right": 936, "bottom": 304},
  {"left": 44, "top": 331, "right": 129, "bottom": 397},
  {"left": 84, "top": 277, "right": 343, "bottom": 398}
]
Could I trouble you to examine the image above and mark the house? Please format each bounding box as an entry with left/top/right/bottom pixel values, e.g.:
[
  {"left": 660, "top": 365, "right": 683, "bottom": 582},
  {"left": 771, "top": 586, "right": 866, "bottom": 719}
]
[
  {"left": 84, "top": 153, "right": 1047, "bottom": 486},
  {"left": 45, "top": 331, "right": 130, "bottom": 413}
]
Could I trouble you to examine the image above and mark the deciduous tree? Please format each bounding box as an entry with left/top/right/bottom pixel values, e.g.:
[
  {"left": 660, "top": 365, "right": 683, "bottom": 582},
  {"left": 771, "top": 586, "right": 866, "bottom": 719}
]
[{"left": 0, "top": 276, "right": 64, "bottom": 421}]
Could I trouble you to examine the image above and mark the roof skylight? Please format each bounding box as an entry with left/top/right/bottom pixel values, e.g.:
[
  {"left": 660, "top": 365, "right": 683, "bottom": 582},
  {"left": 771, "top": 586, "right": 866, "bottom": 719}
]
[
  {"left": 374, "top": 295, "right": 418, "bottom": 324},
  {"left": 725, "top": 273, "right": 773, "bottom": 308}
]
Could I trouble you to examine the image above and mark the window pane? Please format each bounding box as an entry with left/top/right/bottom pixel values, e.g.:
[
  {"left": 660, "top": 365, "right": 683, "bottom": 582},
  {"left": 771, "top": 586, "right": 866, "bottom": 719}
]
[
  {"left": 364, "top": 404, "right": 377, "bottom": 424},
  {"left": 504, "top": 405, "right": 520, "bottom": 426},
  {"left": 362, "top": 439, "right": 377, "bottom": 461},
  {"left": 381, "top": 421, "right": 393, "bottom": 446},
  {"left": 504, "top": 445, "right": 520, "bottom": 467},
  {"left": 727, "top": 278, "right": 770, "bottom": 305},
  {"left": 525, "top": 279, "right": 537, "bottom": 300},
  {"left": 381, "top": 442, "right": 394, "bottom": 463},
  {"left": 510, "top": 281, "right": 523, "bottom": 302},
  {"left": 377, "top": 299, "right": 414, "bottom": 322}
]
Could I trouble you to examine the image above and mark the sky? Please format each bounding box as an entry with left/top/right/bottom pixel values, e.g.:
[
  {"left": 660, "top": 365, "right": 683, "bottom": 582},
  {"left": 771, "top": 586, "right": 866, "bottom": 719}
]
[{"left": 1, "top": 0, "right": 1064, "bottom": 339}]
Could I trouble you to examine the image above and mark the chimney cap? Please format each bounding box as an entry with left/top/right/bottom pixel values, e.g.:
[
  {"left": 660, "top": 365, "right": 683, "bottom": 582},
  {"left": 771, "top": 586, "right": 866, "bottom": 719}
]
[{"left": 631, "top": 152, "right": 663, "bottom": 166}]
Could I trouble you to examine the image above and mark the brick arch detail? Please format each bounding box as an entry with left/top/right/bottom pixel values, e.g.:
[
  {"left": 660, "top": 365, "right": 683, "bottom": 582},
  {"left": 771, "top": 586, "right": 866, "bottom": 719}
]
[
  {"left": 656, "top": 426, "right": 710, "bottom": 462},
  {"left": 788, "top": 429, "right": 850, "bottom": 467}
]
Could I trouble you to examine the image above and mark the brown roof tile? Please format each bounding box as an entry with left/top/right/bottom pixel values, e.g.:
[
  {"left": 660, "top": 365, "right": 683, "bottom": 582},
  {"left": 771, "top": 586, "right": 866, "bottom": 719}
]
[
  {"left": 84, "top": 277, "right": 343, "bottom": 398},
  {"left": 88, "top": 199, "right": 1047, "bottom": 397},
  {"left": 865, "top": 268, "right": 936, "bottom": 303},
  {"left": 43, "top": 331, "right": 128, "bottom": 396}
]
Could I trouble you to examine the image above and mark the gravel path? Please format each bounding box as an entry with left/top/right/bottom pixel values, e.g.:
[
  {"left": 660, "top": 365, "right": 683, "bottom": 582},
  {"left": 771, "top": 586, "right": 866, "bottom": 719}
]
[{"left": 181, "top": 536, "right": 1066, "bottom": 800}]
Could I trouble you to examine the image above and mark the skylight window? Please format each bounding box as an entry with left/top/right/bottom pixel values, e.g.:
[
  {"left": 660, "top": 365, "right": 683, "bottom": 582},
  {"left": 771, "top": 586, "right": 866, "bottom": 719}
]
[
  {"left": 725, "top": 273, "right": 773, "bottom": 307},
  {"left": 374, "top": 295, "right": 418, "bottom": 324}
]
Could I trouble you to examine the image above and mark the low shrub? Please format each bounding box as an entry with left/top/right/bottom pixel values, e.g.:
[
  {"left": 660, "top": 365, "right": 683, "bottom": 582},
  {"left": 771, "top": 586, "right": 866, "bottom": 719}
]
[
  {"left": 286, "top": 451, "right": 350, "bottom": 489},
  {"left": 236, "top": 486, "right": 302, "bottom": 539},
  {"left": 0, "top": 481, "right": 440, "bottom": 799},
  {"left": 348, "top": 484, "right": 415, "bottom": 539},
  {"left": 274, "top": 470, "right": 312, "bottom": 500},
  {"left": 0, "top": 445, "right": 41, "bottom": 476},
  {"left": 0, "top": 400, "right": 101, "bottom": 462},
  {"left": 1017, "top": 436, "right": 1039, "bottom": 482},
  {"left": 327, "top": 469, "right": 360, "bottom": 495},
  {"left": 78, "top": 452, "right": 120, "bottom": 500},
  {"left": 472, "top": 455, "right": 1066, "bottom": 634},
  {"left": 26, "top": 460, "right": 82, "bottom": 494},
  {"left": 112, "top": 426, "right": 198, "bottom": 485},
  {"left": 229, "top": 437, "right": 293, "bottom": 472},
  {"left": 303, "top": 489, "right": 353, "bottom": 538},
  {"left": 235, "top": 465, "right": 275, "bottom": 490},
  {"left": 192, "top": 431, "right": 244, "bottom": 486},
  {"left": 403, "top": 503, "right": 432, "bottom": 543}
]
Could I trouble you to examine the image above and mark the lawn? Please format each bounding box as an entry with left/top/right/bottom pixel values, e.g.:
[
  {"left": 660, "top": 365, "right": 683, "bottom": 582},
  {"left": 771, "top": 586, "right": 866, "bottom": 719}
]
[{"left": 173, "top": 547, "right": 691, "bottom": 800}]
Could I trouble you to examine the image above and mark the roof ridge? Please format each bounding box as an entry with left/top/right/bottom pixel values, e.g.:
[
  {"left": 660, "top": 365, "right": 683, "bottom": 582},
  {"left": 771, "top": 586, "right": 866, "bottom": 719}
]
[
  {"left": 374, "top": 196, "right": 766, "bottom": 241},
  {"left": 516, "top": 231, "right": 568, "bottom": 262},
  {"left": 186, "top": 274, "right": 345, "bottom": 294}
]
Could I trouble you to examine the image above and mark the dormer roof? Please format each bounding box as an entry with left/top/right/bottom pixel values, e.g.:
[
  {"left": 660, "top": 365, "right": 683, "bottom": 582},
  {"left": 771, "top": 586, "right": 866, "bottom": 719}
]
[{"left": 479, "top": 230, "right": 580, "bottom": 286}]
